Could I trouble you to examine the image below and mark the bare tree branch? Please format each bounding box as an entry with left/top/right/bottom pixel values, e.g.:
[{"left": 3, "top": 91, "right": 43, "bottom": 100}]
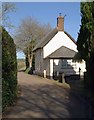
[
  {"left": 14, "top": 16, "right": 52, "bottom": 68},
  {"left": 0, "top": 2, "right": 16, "bottom": 28}
]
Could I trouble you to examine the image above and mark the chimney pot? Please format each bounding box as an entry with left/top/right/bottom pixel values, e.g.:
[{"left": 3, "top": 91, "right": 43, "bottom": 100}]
[{"left": 57, "top": 14, "right": 64, "bottom": 31}]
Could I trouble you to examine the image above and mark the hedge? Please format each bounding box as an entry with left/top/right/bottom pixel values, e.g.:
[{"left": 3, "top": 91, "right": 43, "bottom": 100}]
[{"left": 2, "top": 27, "right": 17, "bottom": 111}]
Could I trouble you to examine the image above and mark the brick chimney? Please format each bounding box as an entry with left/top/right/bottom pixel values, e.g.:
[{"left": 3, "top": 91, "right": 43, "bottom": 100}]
[{"left": 57, "top": 13, "right": 64, "bottom": 31}]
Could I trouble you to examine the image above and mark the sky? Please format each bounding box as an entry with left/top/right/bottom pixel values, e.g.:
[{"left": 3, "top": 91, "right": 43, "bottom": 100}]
[{"left": 7, "top": 2, "right": 81, "bottom": 59}]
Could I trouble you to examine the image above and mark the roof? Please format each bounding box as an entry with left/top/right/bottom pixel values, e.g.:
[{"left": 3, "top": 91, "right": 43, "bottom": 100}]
[
  {"left": 33, "top": 28, "right": 76, "bottom": 52},
  {"left": 33, "top": 28, "right": 58, "bottom": 51},
  {"left": 64, "top": 31, "right": 76, "bottom": 44},
  {"left": 47, "top": 46, "right": 77, "bottom": 59}
]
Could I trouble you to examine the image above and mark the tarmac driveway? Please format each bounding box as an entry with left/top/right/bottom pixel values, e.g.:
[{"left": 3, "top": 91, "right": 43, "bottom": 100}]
[{"left": 3, "top": 72, "right": 93, "bottom": 118}]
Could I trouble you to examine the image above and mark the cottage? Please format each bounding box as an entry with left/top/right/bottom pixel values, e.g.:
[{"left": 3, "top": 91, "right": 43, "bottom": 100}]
[{"left": 33, "top": 15, "right": 86, "bottom": 79}]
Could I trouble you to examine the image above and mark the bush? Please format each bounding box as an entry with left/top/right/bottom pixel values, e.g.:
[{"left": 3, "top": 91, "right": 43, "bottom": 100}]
[
  {"left": 2, "top": 27, "right": 17, "bottom": 111},
  {"left": 25, "top": 67, "right": 33, "bottom": 74},
  {"left": 25, "top": 67, "right": 31, "bottom": 74}
]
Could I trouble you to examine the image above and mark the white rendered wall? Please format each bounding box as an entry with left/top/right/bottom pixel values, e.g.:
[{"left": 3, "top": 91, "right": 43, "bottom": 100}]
[
  {"left": 53, "top": 59, "right": 86, "bottom": 76},
  {"left": 75, "top": 60, "right": 86, "bottom": 75},
  {"left": 43, "top": 31, "right": 77, "bottom": 58}
]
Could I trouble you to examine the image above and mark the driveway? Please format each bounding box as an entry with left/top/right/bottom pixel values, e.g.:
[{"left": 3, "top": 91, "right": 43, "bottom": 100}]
[{"left": 3, "top": 72, "right": 93, "bottom": 118}]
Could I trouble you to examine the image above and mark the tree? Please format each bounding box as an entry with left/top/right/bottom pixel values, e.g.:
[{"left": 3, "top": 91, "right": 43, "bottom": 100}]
[
  {"left": 14, "top": 16, "right": 52, "bottom": 68},
  {"left": 77, "top": 2, "right": 94, "bottom": 89},
  {"left": 0, "top": 2, "right": 16, "bottom": 28}
]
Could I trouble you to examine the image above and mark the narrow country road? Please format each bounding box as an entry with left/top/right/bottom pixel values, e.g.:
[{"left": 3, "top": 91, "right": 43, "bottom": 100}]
[{"left": 3, "top": 72, "right": 93, "bottom": 118}]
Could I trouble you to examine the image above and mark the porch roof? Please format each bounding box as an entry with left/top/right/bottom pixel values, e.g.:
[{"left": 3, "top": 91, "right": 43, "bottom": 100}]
[{"left": 47, "top": 46, "right": 77, "bottom": 59}]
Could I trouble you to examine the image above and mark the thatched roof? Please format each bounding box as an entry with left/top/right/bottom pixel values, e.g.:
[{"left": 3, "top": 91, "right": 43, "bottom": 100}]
[
  {"left": 33, "top": 28, "right": 58, "bottom": 51},
  {"left": 33, "top": 27, "right": 76, "bottom": 52}
]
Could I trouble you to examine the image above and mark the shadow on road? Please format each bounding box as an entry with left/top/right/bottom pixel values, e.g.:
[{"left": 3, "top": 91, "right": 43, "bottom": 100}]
[
  {"left": 3, "top": 84, "right": 93, "bottom": 118},
  {"left": 65, "top": 76, "right": 94, "bottom": 118},
  {"left": 2, "top": 72, "right": 94, "bottom": 119}
]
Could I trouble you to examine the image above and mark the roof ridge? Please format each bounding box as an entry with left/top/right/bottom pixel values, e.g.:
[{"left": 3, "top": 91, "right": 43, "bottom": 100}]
[{"left": 33, "top": 29, "right": 76, "bottom": 52}]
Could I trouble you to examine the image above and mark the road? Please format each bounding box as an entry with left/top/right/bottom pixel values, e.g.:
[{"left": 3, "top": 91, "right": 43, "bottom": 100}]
[{"left": 3, "top": 72, "right": 93, "bottom": 118}]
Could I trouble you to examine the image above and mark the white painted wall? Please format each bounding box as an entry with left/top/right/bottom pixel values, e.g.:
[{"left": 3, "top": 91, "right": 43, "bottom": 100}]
[
  {"left": 35, "top": 31, "right": 86, "bottom": 77},
  {"left": 75, "top": 60, "right": 86, "bottom": 76},
  {"left": 43, "top": 31, "right": 77, "bottom": 58},
  {"left": 53, "top": 59, "right": 86, "bottom": 76}
]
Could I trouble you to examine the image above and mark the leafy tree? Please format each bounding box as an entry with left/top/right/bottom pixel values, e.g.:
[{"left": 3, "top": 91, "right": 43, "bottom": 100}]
[{"left": 77, "top": 2, "right": 94, "bottom": 89}]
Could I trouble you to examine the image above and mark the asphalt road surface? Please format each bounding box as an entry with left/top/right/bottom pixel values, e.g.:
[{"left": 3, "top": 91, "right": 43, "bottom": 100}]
[{"left": 3, "top": 72, "right": 93, "bottom": 119}]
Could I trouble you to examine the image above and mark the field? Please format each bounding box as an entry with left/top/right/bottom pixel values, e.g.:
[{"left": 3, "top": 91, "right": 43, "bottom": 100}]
[{"left": 17, "top": 59, "right": 26, "bottom": 71}]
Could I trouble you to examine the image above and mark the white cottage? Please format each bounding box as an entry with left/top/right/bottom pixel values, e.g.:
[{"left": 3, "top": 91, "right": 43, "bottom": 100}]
[{"left": 33, "top": 15, "right": 86, "bottom": 79}]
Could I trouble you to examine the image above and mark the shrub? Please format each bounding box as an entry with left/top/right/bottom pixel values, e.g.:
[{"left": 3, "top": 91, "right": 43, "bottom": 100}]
[
  {"left": 25, "top": 67, "right": 34, "bottom": 74},
  {"left": 25, "top": 67, "right": 31, "bottom": 74},
  {"left": 2, "top": 27, "right": 17, "bottom": 111}
]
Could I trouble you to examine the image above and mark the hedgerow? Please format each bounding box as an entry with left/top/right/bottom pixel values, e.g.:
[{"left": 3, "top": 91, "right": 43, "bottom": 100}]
[{"left": 2, "top": 27, "right": 17, "bottom": 111}]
